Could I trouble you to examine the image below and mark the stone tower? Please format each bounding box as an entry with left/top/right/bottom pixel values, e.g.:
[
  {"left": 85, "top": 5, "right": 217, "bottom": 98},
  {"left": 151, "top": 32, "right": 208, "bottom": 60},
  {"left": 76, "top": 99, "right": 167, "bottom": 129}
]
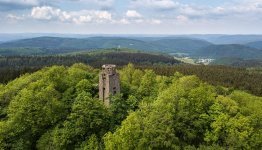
[{"left": 99, "top": 64, "right": 120, "bottom": 106}]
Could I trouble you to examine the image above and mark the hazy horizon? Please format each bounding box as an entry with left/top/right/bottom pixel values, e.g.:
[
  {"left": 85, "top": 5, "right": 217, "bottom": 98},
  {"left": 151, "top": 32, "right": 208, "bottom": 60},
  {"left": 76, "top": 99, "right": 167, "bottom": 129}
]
[{"left": 1, "top": 33, "right": 262, "bottom": 36}]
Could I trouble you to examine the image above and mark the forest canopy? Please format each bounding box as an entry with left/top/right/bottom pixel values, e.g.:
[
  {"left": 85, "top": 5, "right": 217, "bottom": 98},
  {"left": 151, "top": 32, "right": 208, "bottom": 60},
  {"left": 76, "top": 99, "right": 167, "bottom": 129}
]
[
  {"left": 0, "top": 63, "right": 261, "bottom": 149},
  {"left": 0, "top": 51, "right": 261, "bottom": 97}
]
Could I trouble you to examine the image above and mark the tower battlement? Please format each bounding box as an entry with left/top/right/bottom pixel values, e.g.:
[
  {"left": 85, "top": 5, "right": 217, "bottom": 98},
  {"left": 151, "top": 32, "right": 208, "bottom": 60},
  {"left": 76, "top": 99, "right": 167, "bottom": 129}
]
[
  {"left": 99, "top": 64, "right": 120, "bottom": 106},
  {"left": 102, "top": 64, "right": 116, "bottom": 75}
]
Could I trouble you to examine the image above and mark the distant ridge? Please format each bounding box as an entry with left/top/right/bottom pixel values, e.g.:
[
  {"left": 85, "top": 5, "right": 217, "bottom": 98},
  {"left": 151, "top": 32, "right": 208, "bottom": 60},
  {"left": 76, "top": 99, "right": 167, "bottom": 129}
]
[
  {"left": 0, "top": 36, "right": 212, "bottom": 55},
  {"left": 0, "top": 36, "right": 262, "bottom": 59},
  {"left": 212, "top": 57, "right": 262, "bottom": 67},
  {"left": 246, "top": 41, "right": 262, "bottom": 49},
  {"left": 206, "top": 35, "right": 262, "bottom": 44},
  {"left": 194, "top": 44, "right": 262, "bottom": 59},
  {"left": 2, "top": 33, "right": 262, "bottom": 44},
  {"left": 150, "top": 38, "right": 212, "bottom": 53}
]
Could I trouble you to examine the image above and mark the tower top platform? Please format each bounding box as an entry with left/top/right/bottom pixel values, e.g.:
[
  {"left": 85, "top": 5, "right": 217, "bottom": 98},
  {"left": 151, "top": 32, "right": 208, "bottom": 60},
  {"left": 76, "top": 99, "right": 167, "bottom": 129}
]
[
  {"left": 102, "top": 64, "right": 116, "bottom": 69},
  {"left": 101, "top": 64, "right": 117, "bottom": 75}
]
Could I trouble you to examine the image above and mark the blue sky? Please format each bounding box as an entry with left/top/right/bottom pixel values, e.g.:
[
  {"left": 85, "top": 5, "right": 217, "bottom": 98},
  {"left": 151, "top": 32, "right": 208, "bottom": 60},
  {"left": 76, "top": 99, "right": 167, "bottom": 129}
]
[{"left": 0, "top": 0, "right": 262, "bottom": 34}]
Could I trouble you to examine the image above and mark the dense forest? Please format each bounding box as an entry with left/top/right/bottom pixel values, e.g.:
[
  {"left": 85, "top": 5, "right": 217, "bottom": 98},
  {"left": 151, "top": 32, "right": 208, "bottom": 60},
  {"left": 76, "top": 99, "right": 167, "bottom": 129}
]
[
  {"left": 0, "top": 51, "right": 179, "bottom": 69},
  {"left": 0, "top": 51, "right": 179, "bottom": 83},
  {"left": 139, "top": 65, "right": 262, "bottom": 97},
  {"left": 211, "top": 57, "right": 262, "bottom": 68},
  {"left": 0, "top": 63, "right": 261, "bottom": 149},
  {"left": 0, "top": 51, "right": 261, "bottom": 97}
]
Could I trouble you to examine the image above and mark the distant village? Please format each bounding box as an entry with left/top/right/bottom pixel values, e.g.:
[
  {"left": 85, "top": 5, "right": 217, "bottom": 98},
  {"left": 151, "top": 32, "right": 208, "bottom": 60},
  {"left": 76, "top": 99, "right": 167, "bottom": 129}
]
[
  {"left": 172, "top": 53, "right": 215, "bottom": 65},
  {"left": 196, "top": 58, "right": 215, "bottom": 65}
]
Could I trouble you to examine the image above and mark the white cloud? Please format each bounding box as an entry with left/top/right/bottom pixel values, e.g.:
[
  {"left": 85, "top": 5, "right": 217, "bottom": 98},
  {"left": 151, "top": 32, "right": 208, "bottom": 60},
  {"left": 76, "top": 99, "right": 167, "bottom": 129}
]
[
  {"left": 131, "top": 0, "right": 179, "bottom": 10},
  {"left": 126, "top": 10, "right": 142, "bottom": 18},
  {"left": 118, "top": 18, "right": 130, "bottom": 24},
  {"left": 30, "top": 6, "right": 112, "bottom": 24},
  {"left": 92, "top": 0, "right": 114, "bottom": 7},
  {"left": 134, "top": 19, "right": 143, "bottom": 23},
  {"left": 177, "top": 0, "right": 262, "bottom": 20},
  {"left": 0, "top": 0, "right": 41, "bottom": 11},
  {"left": 0, "top": 0, "right": 40, "bottom": 5},
  {"left": 176, "top": 15, "right": 188, "bottom": 22},
  {"left": 65, "top": 0, "right": 115, "bottom": 9},
  {"left": 31, "top": 6, "right": 63, "bottom": 20},
  {"left": 7, "top": 14, "right": 24, "bottom": 21},
  {"left": 179, "top": 5, "right": 206, "bottom": 17},
  {"left": 0, "top": 0, "right": 115, "bottom": 11},
  {"left": 0, "top": 0, "right": 114, "bottom": 7},
  {"left": 151, "top": 0, "right": 178, "bottom": 9},
  {"left": 230, "top": 0, "right": 262, "bottom": 14},
  {"left": 73, "top": 15, "right": 92, "bottom": 24},
  {"left": 115, "top": 17, "right": 161, "bottom": 25},
  {"left": 150, "top": 19, "right": 161, "bottom": 24},
  {"left": 5, "top": 0, "right": 262, "bottom": 30},
  {"left": 94, "top": 11, "right": 112, "bottom": 20}
]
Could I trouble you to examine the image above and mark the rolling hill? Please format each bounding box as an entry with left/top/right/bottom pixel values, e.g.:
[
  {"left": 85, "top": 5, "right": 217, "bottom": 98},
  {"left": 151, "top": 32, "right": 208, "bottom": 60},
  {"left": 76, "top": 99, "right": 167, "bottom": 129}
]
[
  {"left": 0, "top": 37, "right": 93, "bottom": 49},
  {"left": 207, "top": 35, "right": 262, "bottom": 44},
  {"left": 88, "top": 37, "right": 160, "bottom": 51},
  {"left": 211, "top": 57, "right": 262, "bottom": 67},
  {"left": 246, "top": 41, "right": 262, "bottom": 49},
  {"left": 0, "top": 36, "right": 262, "bottom": 60},
  {"left": 193, "top": 44, "right": 262, "bottom": 59},
  {"left": 150, "top": 38, "right": 212, "bottom": 53},
  {"left": 0, "top": 36, "right": 212, "bottom": 55}
]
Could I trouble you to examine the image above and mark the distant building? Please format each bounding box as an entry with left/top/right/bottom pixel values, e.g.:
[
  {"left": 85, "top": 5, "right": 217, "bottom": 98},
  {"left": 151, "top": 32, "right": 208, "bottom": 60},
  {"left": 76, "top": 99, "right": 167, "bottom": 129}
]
[
  {"left": 99, "top": 64, "right": 120, "bottom": 106},
  {"left": 196, "top": 58, "right": 215, "bottom": 65}
]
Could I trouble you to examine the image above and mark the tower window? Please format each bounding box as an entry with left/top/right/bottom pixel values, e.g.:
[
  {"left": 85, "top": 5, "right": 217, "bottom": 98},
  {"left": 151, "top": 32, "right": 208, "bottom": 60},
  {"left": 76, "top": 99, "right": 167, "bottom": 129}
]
[{"left": 113, "top": 87, "right": 117, "bottom": 94}]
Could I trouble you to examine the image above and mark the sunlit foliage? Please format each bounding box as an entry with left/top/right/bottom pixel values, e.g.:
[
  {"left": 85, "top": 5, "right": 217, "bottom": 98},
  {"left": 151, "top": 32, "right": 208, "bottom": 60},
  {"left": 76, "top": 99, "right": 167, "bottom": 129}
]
[{"left": 0, "top": 63, "right": 261, "bottom": 149}]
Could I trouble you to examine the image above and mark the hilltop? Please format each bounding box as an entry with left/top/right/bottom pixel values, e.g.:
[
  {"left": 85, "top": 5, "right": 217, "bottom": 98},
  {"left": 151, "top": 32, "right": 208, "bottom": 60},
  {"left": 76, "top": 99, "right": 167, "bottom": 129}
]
[
  {"left": 0, "top": 36, "right": 262, "bottom": 67},
  {"left": 0, "top": 36, "right": 212, "bottom": 55},
  {"left": 193, "top": 44, "right": 262, "bottom": 59},
  {"left": 246, "top": 41, "right": 262, "bottom": 49},
  {"left": 0, "top": 64, "right": 261, "bottom": 149}
]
